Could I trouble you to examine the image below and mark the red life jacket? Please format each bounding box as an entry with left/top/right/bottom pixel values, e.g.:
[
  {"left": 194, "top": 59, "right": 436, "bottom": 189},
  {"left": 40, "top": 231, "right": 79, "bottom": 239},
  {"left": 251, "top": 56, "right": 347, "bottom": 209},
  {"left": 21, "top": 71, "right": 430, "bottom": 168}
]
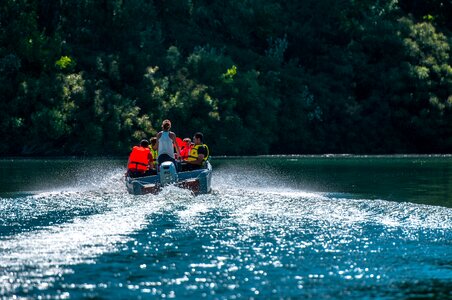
[
  {"left": 128, "top": 146, "right": 151, "bottom": 172},
  {"left": 180, "top": 142, "right": 192, "bottom": 160}
]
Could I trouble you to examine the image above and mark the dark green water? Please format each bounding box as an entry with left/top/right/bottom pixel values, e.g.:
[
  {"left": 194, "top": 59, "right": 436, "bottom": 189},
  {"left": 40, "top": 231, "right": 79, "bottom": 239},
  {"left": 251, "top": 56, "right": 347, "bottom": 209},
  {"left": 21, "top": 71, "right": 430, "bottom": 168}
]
[
  {"left": 1, "top": 155, "right": 451, "bottom": 207},
  {"left": 213, "top": 155, "right": 452, "bottom": 208},
  {"left": 1, "top": 156, "right": 451, "bottom": 299}
]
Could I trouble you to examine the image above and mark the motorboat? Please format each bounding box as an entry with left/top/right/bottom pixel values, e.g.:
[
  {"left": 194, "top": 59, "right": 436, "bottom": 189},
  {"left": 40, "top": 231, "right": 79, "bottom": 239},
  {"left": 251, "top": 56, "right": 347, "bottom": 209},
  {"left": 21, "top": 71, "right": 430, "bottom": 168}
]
[{"left": 125, "top": 161, "right": 212, "bottom": 195}]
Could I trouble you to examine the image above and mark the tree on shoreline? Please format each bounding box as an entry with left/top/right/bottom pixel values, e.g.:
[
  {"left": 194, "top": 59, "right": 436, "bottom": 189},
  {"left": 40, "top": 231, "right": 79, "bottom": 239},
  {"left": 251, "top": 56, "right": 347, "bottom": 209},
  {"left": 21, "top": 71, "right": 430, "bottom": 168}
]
[{"left": 0, "top": 0, "right": 450, "bottom": 155}]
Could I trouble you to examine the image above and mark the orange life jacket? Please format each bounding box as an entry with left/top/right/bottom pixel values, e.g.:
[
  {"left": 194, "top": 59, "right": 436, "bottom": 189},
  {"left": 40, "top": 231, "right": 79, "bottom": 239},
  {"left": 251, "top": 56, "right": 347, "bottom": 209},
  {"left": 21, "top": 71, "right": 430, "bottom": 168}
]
[
  {"left": 128, "top": 146, "right": 151, "bottom": 172},
  {"left": 180, "top": 142, "right": 192, "bottom": 160}
]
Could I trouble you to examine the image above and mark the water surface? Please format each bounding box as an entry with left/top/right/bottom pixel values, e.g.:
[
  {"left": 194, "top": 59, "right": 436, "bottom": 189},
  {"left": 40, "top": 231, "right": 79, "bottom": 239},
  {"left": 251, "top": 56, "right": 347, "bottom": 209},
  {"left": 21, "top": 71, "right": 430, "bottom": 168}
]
[{"left": 0, "top": 156, "right": 451, "bottom": 299}]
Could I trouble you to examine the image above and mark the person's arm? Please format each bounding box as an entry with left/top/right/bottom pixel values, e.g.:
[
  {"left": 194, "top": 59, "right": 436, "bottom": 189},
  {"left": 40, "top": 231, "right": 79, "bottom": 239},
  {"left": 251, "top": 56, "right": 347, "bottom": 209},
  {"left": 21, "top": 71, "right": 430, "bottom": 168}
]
[
  {"left": 171, "top": 132, "right": 181, "bottom": 158},
  {"left": 155, "top": 132, "right": 161, "bottom": 150}
]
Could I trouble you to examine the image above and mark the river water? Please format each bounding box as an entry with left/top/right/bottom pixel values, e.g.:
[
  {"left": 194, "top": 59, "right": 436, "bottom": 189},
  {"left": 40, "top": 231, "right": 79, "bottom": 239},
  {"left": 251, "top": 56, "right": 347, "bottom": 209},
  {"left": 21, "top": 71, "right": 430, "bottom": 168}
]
[{"left": 0, "top": 156, "right": 451, "bottom": 299}]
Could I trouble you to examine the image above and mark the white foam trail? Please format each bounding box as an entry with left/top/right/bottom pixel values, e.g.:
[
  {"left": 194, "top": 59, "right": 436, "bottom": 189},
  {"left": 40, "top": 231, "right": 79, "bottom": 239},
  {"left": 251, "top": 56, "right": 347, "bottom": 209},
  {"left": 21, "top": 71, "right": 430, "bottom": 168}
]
[
  {"left": 2, "top": 163, "right": 451, "bottom": 297},
  {"left": 0, "top": 169, "right": 129, "bottom": 226},
  {"left": 211, "top": 188, "right": 452, "bottom": 231},
  {"left": 0, "top": 195, "right": 164, "bottom": 294}
]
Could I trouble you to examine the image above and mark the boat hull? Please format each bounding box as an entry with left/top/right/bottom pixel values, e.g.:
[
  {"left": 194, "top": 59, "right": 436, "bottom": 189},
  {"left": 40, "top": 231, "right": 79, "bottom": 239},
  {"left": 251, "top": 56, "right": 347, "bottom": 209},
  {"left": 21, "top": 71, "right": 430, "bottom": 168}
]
[{"left": 125, "top": 161, "right": 212, "bottom": 195}]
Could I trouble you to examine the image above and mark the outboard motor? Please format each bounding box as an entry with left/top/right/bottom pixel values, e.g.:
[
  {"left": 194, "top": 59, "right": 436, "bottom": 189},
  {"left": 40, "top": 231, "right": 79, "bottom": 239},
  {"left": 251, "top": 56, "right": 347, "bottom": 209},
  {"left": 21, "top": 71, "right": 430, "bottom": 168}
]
[{"left": 159, "top": 161, "right": 178, "bottom": 186}]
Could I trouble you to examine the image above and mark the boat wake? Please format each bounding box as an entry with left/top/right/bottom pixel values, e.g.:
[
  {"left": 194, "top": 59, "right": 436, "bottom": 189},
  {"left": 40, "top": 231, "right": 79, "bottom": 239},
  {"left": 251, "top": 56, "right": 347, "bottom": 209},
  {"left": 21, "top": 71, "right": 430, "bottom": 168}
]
[{"left": 1, "top": 163, "right": 451, "bottom": 298}]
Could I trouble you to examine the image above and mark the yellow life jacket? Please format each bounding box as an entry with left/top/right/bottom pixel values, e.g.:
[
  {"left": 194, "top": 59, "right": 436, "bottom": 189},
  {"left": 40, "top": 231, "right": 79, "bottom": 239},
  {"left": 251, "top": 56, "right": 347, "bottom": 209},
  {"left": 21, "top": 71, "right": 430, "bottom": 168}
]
[
  {"left": 187, "top": 144, "right": 209, "bottom": 162},
  {"left": 150, "top": 147, "right": 158, "bottom": 165}
]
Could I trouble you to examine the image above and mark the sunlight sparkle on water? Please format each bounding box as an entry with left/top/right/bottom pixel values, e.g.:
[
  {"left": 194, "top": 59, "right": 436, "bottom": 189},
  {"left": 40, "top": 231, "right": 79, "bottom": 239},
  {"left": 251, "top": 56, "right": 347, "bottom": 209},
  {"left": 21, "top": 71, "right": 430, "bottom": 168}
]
[{"left": 1, "top": 158, "right": 452, "bottom": 299}]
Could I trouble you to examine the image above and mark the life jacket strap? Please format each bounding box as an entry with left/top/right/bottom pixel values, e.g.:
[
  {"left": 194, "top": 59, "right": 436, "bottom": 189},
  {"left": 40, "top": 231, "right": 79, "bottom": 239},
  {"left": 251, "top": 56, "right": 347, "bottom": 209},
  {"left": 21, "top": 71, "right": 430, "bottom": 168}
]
[{"left": 131, "top": 161, "right": 148, "bottom": 166}]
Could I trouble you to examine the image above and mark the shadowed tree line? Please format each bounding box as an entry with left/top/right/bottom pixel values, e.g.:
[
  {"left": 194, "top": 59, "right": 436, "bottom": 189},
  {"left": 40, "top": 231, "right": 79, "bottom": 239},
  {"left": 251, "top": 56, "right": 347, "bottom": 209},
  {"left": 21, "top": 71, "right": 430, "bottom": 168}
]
[{"left": 0, "top": 0, "right": 451, "bottom": 156}]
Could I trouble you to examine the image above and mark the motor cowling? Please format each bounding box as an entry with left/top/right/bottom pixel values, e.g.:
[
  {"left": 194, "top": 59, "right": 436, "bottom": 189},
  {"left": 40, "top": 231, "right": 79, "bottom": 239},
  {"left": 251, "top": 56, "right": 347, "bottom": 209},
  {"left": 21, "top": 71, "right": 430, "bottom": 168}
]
[{"left": 159, "top": 161, "right": 178, "bottom": 186}]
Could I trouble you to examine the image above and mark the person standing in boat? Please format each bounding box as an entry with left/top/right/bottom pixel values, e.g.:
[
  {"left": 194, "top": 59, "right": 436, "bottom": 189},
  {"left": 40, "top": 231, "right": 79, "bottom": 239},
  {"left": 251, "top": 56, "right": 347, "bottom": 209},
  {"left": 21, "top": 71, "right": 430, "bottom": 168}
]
[
  {"left": 156, "top": 119, "right": 181, "bottom": 166},
  {"left": 127, "top": 139, "right": 155, "bottom": 177},
  {"left": 181, "top": 132, "right": 209, "bottom": 171}
]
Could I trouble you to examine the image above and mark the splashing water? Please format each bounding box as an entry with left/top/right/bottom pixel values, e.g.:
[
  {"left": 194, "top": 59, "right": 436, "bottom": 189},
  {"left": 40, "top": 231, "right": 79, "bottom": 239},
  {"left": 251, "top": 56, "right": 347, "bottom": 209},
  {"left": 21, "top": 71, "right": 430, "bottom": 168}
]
[{"left": 0, "top": 157, "right": 451, "bottom": 299}]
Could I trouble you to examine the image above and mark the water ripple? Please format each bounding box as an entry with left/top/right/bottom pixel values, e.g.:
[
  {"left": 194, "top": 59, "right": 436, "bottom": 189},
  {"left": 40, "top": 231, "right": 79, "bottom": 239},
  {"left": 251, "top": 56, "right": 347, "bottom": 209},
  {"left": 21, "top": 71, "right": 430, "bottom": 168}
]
[{"left": 1, "top": 167, "right": 451, "bottom": 299}]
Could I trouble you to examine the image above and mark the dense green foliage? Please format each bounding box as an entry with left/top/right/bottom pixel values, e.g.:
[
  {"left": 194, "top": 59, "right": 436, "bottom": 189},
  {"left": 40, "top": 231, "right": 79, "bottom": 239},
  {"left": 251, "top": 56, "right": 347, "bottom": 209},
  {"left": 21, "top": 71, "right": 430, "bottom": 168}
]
[{"left": 1, "top": 0, "right": 451, "bottom": 155}]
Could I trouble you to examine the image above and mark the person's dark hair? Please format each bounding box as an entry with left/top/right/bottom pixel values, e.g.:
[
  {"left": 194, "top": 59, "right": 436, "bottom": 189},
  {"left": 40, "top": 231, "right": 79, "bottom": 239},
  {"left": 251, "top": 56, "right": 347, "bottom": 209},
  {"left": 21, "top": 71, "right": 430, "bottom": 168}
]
[
  {"left": 194, "top": 132, "right": 203, "bottom": 143},
  {"left": 140, "top": 139, "right": 150, "bottom": 147},
  {"left": 150, "top": 137, "right": 157, "bottom": 146}
]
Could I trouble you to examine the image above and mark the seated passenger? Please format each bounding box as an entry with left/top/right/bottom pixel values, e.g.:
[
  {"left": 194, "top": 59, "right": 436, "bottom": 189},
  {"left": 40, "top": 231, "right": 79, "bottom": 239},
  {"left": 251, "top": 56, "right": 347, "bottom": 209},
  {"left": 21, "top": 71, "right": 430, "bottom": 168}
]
[
  {"left": 179, "top": 138, "right": 192, "bottom": 160},
  {"left": 127, "top": 139, "right": 155, "bottom": 177},
  {"left": 181, "top": 132, "right": 209, "bottom": 171},
  {"left": 149, "top": 137, "right": 158, "bottom": 168}
]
